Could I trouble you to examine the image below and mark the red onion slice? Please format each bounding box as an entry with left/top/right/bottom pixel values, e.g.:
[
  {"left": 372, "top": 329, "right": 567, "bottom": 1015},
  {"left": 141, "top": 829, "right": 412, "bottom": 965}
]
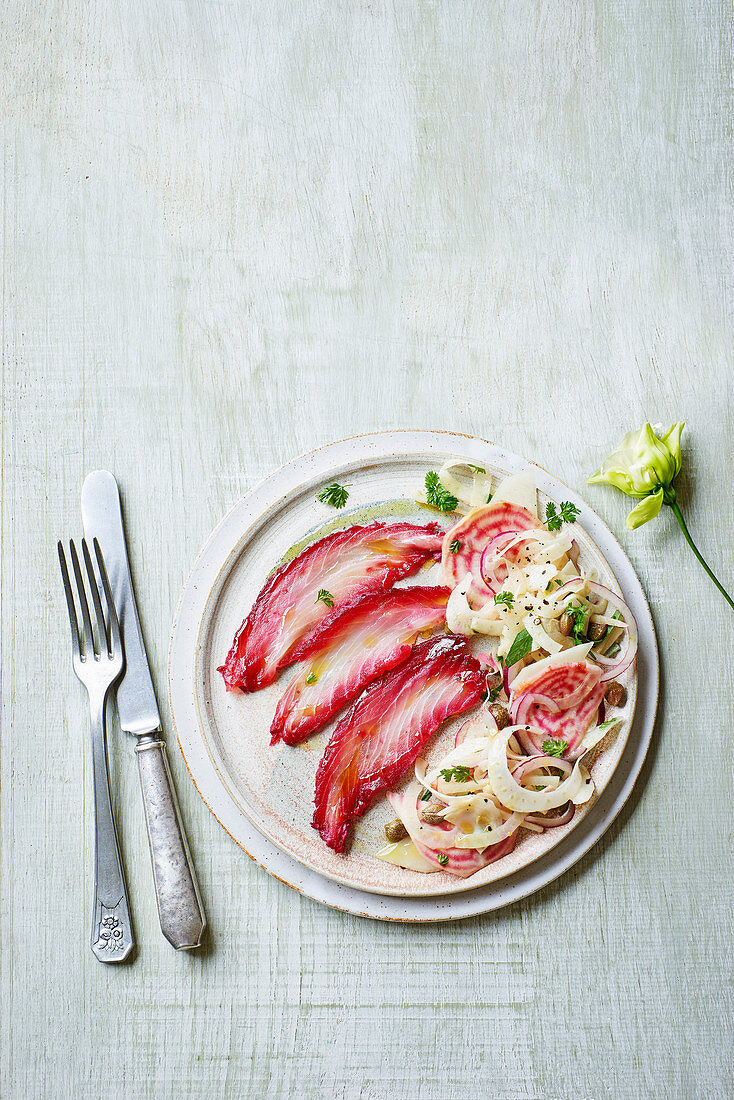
[
  {"left": 511, "top": 725, "right": 546, "bottom": 755},
  {"left": 548, "top": 578, "right": 637, "bottom": 682},
  {"left": 524, "top": 802, "right": 575, "bottom": 829},
  {"left": 510, "top": 691, "right": 561, "bottom": 725},
  {"left": 552, "top": 576, "right": 585, "bottom": 600},
  {"left": 584, "top": 580, "right": 638, "bottom": 681},
  {"left": 479, "top": 531, "right": 518, "bottom": 593},
  {"left": 511, "top": 754, "right": 573, "bottom": 781}
]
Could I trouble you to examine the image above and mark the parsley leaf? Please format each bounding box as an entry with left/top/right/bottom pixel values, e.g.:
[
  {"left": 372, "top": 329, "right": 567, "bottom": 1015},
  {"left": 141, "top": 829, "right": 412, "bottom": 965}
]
[
  {"left": 504, "top": 628, "right": 533, "bottom": 667},
  {"left": 439, "top": 766, "right": 472, "bottom": 783},
  {"left": 565, "top": 603, "right": 587, "bottom": 643},
  {"left": 596, "top": 719, "right": 619, "bottom": 731},
  {"left": 494, "top": 591, "right": 514, "bottom": 609},
  {"left": 425, "top": 471, "right": 459, "bottom": 513},
  {"left": 449, "top": 539, "right": 462, "bottom": 553},
  {"left": 317, "top": 481, "right": 350, "bottom": 508},
  {"left": 305, "top": 671, "right": 318, "bottom": 685},
  {"left": 316, "top": 589, "right": 334, "bottom": 607},
  {"left": 542, "top": 738, "right": 568, "bottom": 757},
  {"left": 437, "top": 852, "right": 449, "bottom": 866},
  {"left": 545, "top": 500, "right": 581, "bottom": 531}
]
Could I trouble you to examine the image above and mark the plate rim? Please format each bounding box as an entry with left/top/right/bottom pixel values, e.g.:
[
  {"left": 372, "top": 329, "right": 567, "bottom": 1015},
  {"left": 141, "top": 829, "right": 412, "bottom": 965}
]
[{"left": 168, "top": 429, "right": 659, "bottom": 922}]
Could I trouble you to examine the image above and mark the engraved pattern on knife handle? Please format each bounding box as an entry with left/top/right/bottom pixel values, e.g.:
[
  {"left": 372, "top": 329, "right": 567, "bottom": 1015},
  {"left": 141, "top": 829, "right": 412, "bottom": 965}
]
[{"left": 135, "top": 736, "right": 206, "bottom": 949}]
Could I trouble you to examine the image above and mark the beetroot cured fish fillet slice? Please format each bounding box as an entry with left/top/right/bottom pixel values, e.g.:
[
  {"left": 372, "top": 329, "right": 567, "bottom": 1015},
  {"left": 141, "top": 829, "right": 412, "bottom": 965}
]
[
  {"left": 270, "top": 586, "right": 450, "bottom": 745},
  {"left": 311, "top": 635, "right": 484, "bottom": 853},
  {"left": 218, "top": 521, "right": 442, "bottom": 692}
]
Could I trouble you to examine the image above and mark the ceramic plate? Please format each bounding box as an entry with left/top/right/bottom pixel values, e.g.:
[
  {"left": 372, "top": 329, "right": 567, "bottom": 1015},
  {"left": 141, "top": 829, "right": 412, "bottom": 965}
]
[{"left": 169, "top": 431, "right": 658, "bottom": 918}]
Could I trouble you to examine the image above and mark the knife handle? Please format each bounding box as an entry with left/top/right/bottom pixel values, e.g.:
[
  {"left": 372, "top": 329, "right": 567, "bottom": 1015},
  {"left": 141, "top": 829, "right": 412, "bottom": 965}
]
[{"left": 135, "top": 736, "right": 206, "bottom": 949}]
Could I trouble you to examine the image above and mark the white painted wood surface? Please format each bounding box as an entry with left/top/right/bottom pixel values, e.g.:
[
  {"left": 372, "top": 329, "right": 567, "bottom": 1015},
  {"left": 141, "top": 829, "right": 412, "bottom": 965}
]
[{"left": 2, "top": 2, "right": 732, "bottom": 1097}]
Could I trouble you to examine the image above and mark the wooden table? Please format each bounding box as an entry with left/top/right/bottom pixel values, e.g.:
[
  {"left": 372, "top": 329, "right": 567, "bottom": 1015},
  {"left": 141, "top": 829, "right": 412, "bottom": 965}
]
[{"left": 2, "top": 2, "right": 732, "bottom": 1096}]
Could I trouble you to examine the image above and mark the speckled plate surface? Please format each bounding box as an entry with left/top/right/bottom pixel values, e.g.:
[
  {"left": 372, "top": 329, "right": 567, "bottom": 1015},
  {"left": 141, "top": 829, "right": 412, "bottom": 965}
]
[{"left": 169, "top": 431, "right": 658, "bottom": 918}]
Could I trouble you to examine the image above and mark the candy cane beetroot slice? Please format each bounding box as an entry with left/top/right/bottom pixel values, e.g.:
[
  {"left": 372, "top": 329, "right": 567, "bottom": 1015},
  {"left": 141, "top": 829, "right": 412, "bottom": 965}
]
[
  {"left": 510, "top": 660, "right": 605, "bottom": 758},
  {"left": 441, "top": 501, "right": 537, "bottom": 599},
  {"left": 414, "top": 830, "right": 518, "bottom": 878},
  {"left": 311, "top": 635, "right": 484, "bottom": 853},
  {"left": 219, "top": 521, "right": 443, "bottom": 692},
  {"left": 387, "top": 786, "right": 519, "bottom": 878},
  {"left": 270, "top": 586, "right": 450, "bottom": 745}
]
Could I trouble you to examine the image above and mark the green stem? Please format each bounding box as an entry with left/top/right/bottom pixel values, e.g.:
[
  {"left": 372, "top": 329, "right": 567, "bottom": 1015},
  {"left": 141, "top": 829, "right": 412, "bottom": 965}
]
[{"left": 667, "top": 500, "right": 734, "bottom": 612}]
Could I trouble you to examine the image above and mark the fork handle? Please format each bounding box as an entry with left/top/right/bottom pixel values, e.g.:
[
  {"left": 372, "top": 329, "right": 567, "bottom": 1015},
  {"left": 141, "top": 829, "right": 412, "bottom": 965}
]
[
  {"left": 135, "top": 736, "right": 205, "bottom": 949},
  {"left": 90, "top": 696, "right": 134, "bottom": 963}
]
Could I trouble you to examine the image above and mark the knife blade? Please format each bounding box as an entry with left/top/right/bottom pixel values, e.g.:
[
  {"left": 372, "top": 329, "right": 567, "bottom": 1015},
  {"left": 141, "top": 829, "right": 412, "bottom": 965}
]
[
  {"left": 81, "top": 470, "right": 205, "bottom": 950},
  {"left": 81, "top": 470, "right": 161, "bottom": 736}
]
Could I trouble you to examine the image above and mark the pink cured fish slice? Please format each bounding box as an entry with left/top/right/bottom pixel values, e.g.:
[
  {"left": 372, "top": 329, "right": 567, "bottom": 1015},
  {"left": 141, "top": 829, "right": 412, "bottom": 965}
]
[
  {"left": 441, "top": 501, "right": 538, "bottom": 599},
  {"left": 219, "top": 521, "right": 443, "bottom": 692},
  {"left": 270, "top": 586, "right": 450, "bottom": 745},
  {"left": 312, "top": 635, "right": 484, "bottom": 852},
  {"left": 510, "top": 661, "right": 605, "bottom": 758}
]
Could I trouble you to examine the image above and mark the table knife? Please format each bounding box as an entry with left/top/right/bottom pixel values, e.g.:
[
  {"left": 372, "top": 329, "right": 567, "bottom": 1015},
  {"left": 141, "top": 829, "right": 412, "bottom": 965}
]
[{"left": 81, "top": 470, "right": 206, "bottom": 950}]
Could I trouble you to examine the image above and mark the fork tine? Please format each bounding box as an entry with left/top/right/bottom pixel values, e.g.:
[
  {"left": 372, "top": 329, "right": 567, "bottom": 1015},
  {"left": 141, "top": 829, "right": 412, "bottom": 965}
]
[
  {"left": 57, "top": 541, "right": 82, "bottom": 658},
  {"left": 93, "top": 538, "right": 122, "bottom": 656},
  {"left": 69, "top": 539, "right": 95, "bottom": 657},
  {"left": 82, "top": 539, "right": 109, "bottom": 655}
]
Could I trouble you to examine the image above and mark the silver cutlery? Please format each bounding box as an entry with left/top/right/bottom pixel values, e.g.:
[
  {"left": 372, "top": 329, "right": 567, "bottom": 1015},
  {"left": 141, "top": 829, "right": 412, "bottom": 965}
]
[
  {"left": 58, "top": 538, "right": 134, "bottom": 963},
  {"left": 81, "top": 471, "right": 205, "bottom": 950}
]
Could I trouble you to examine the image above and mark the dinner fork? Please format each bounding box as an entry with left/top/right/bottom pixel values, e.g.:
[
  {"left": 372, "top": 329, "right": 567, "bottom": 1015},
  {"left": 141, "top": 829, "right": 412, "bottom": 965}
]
[{"left": 58, "top": 538, "right": 134, "bottom": 963}]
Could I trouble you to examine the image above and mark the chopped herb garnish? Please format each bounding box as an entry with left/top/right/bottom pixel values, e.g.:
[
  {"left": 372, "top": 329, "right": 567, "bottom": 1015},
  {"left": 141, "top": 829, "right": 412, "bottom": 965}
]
[
  {"left": 504, "top": 628, "right": 533, "bottom": 667},
  {"left": 467, "top": 464, "right": 486, "bottom": 474},
  {"left": 545, "top": 500, "right": 581, "bottom": 531},
  {"left": 542, "top": 738, "right": 568, "bottom": 757},
  {"left": 487, "top": 682, "right": 503, "bottom": 702},
  {"left": 419, "top": 787, "right": 432, "bottom": 802},
  {"left": 437, "top": 852, "right": 449, "bottom": 866},
  {"left": 565, "top": 603, "right": 587, "bottom": 643},
  {"left": 316, "top": 589, "right": 334, "bottom": 607},
  {"left": 486, "top": 492, "right": 493, "bottom": 503},
  {"left": 449, "top": 539, "right": 462, "bottom": 553},
  {"left": 494, "top": 591, "right": 514, "bottom": 610},
  {"left": 555, "top": 578, "right": 564, "bottom": 587},
  {"left": 305, "top": 671, "right": 318, "bottom": 685},
  {"left": 439, "top": 765, "right": 473, "bottom": 783},
  {"left": 317, "top": 481, "right": 350, "bottom": 508},
  {"left": 425, "top": 471, "right": 459, "bottom": 513},
  {"left": 595, "top": 719, "right": 619, "bottom": 731}
]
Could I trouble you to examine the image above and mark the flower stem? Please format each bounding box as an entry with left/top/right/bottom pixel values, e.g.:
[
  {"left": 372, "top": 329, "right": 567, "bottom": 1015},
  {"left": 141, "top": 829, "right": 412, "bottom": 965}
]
[{"left": 667, "top": 501, "right": 734, "bottom": 612}]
